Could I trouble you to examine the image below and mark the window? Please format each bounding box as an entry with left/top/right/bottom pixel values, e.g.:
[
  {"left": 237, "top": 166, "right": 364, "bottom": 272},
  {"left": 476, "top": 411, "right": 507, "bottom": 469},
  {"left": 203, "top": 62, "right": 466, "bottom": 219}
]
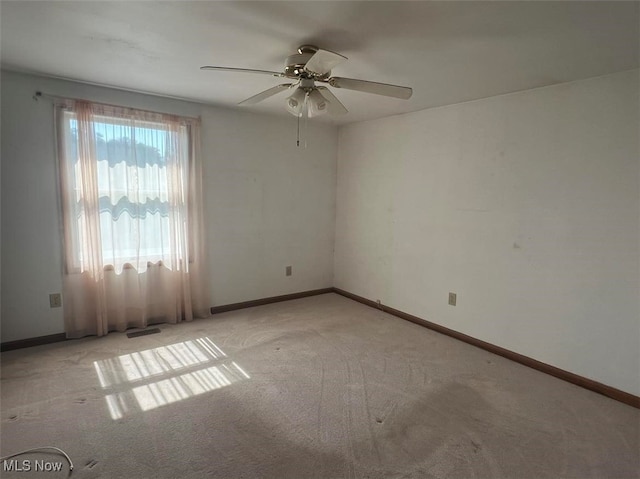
[
  {"left": 56, "top": 100, "right": 209, "bottom": 338},
  {"left": 58, "top": 103, "right": 193, "bottom": 274}
]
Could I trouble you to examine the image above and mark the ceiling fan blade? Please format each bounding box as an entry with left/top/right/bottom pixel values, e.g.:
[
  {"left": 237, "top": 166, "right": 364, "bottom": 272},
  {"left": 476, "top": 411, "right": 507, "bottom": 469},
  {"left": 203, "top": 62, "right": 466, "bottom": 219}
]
[
  {"left": 303, "top": 49, "right": 347, "bottom": 76},
  {"left": 238, "top": 84, "right": 294, "bottom": 106},
  {"left": 200, "top": 66, "right": 285, "bottom": 77},
  {"left": 316, "top": 87, "right": 348, "bottom": 115},
  {"left": 328, "top": 77, "right": 412, "bottom": 99}
]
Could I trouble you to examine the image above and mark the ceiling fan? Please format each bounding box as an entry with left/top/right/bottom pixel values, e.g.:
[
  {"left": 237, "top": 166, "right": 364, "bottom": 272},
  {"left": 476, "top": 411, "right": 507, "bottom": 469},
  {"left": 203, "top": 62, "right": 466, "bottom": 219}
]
[{"left": 200, "top": 45, "right": 413, "bottom": 119}]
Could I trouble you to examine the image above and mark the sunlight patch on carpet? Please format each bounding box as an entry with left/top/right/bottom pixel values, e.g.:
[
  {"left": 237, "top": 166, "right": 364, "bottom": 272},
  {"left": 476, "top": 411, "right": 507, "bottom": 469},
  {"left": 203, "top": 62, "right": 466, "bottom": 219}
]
[{"left": 93, "top": 337, "right": 250, "bottom": 419}]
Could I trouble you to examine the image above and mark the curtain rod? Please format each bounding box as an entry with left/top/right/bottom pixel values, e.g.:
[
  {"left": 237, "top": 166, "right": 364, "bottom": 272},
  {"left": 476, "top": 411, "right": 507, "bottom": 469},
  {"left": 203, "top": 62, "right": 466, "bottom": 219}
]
[{"left": 32, "top": 91, "right": 200, "bottom": 121}]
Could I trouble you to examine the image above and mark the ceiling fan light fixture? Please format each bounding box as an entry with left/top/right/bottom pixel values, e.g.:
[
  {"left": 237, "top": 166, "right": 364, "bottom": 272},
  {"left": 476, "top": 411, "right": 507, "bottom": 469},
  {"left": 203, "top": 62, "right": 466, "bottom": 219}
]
[
  {"left": 308, "top": 89, "right": 328, "bottom": 118},
  {"left": 285, "top": 87, "right": 306, "bottom": 116}
]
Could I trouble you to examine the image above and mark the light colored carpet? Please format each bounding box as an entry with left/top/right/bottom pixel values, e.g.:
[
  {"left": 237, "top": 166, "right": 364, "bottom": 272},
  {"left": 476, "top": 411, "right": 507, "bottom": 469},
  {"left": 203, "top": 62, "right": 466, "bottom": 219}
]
[{"left": 1, "top": 293, "right": 638, "bottom": 478}]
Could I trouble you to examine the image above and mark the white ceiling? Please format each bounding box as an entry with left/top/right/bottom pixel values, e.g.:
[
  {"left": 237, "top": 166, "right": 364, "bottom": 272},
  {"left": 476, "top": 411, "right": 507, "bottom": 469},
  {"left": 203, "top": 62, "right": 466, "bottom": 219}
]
[{"left": 1, "top": 1, "right": 638, "bottom": 125}]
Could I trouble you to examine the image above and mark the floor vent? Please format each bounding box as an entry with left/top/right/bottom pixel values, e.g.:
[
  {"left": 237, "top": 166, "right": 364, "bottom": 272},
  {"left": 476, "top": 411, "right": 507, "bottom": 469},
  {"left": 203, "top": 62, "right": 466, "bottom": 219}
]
[{"left": 126, "top": 328, "right": 161, "bottom": 338}]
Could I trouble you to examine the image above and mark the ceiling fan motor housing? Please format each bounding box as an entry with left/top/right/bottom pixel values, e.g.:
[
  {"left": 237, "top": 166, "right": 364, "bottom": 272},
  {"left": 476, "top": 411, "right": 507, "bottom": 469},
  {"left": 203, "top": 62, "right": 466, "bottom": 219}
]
[
  {"left": 284, "top": 46, "right": 330, "bottom": 79},
  {"left": 284, "top": 53, "right": 312, "bottom": 76}
]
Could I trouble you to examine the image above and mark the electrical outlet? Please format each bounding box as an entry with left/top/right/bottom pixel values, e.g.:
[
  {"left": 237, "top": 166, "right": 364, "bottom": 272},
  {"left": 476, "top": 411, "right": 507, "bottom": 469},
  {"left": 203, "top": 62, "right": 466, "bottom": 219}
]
[
  {"left": 286, "top": 266, "right": 292, "bottom": 276},
  {"left": 448, "top": 292, "right": 457, "bottom": 306},
  {"left": 49, "top": 293, "right": 62, "bottom": 308}
]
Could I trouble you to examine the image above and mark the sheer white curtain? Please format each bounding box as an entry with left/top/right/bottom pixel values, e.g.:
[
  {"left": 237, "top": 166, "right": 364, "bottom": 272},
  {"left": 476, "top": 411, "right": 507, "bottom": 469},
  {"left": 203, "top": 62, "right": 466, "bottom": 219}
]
[{"left": 57, "top": 100, "right": 210, "bottom": 338}]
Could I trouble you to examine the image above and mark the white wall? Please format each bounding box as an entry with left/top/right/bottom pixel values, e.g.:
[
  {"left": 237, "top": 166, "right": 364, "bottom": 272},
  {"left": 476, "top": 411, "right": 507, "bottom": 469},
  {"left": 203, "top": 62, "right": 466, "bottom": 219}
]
[
  {"left": 1, "top": 70, "right": 337, "bottom": 342},
  {"left": 335, "top": 70, "right": 640, "bottom": 396}
]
